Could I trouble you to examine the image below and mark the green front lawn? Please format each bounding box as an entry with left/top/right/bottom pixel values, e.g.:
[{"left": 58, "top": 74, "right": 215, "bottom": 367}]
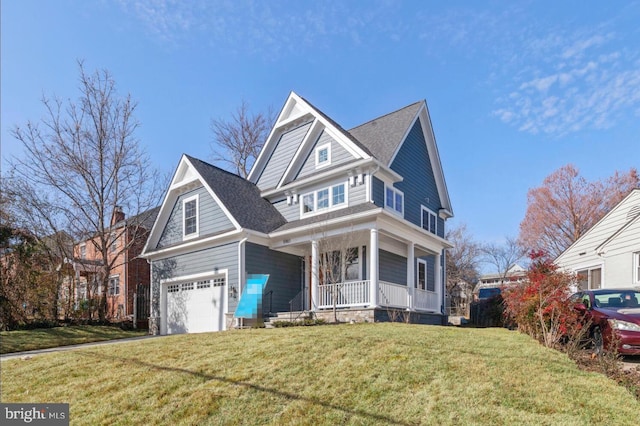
[
  {"left": 2, "top": 323, "right": 638, "bottom": 425},
  {"left": 0, "top": 325, "right": 147, "bottom": 354}
]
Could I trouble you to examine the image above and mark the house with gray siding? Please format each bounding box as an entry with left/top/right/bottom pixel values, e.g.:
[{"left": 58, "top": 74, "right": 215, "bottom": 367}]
[{"left": 142, "top": 92, "right": 454, "bottom": 334}]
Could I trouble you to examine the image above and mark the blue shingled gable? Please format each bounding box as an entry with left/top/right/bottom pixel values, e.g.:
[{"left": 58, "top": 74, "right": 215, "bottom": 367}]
[{"left": 390, "top": 118, "right": 444, "bottom": 238}]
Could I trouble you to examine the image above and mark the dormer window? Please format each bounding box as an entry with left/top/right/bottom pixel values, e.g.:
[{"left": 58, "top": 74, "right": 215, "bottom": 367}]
[
  {"left": 183, "top": 194, "right": 199, "bottom": 239},
  {"left": 385, "top": 186, "right": 403, "bottom": 215},
  {"left": 315, "top": 143, "right": 331, "bottom": 168}
]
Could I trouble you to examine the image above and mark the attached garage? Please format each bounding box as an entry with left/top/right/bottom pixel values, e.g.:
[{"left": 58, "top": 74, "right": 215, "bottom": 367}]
[{"left": 163, "top": 275, "right": 226, "bottom": 334}]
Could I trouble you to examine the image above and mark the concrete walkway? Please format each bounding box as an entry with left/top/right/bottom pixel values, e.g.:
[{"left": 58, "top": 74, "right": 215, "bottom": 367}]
[{"left": 1, "top": 335, "right": 160, "bottom": 361}]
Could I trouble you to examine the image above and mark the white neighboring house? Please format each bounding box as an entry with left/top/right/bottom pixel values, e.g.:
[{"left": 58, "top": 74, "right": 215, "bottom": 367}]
[{"left": 555, "top": 188, "right": 640, "bottom": 291}]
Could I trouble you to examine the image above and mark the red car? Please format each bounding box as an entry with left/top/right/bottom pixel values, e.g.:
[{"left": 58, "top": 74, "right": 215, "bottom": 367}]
[{"left": 570, "top": 288, "right": 640, "bottom": 355}]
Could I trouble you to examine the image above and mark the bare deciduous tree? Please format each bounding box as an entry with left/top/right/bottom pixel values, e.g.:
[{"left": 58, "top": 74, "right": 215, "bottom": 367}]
[
  {"left": 210, "top": 100, "right": 275, "bottom": 178},
  {"left": 445, "top": 223, "right": 481, "bottom": 314},
  {"left": 9, "top": 61, "right": 163, "bottom": 321},
  {"left": 314, "top": 227, "right": 361, "bottom": 323},
  {"left": 481, "top": 236, "right": 526, "bottom": 281},
  {"left": 519, "top": 164, "right": 639, "bottom": 259}
]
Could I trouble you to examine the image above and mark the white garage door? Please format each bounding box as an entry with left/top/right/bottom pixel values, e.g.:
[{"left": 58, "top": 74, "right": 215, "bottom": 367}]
[{"left": 165, "top": 277, "right": 225, "bottom": 334}]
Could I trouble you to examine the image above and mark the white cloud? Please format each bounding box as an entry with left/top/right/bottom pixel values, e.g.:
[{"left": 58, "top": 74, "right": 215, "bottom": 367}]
[{"left": 492, "top": 18, "right": 640, "bottom": 136}]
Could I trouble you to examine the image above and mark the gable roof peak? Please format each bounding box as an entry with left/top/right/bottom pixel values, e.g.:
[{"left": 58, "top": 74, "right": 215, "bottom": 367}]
[
  {"left": 347, "top": 100, "right": 424, "bottom": 166},
  {"left": 349, "top": 100, "right": 424, "bottom": 132}
]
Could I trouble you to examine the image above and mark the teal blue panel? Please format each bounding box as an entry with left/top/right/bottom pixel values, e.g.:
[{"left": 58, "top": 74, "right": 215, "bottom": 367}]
[{"left": 234, "top": 274, "right": 269, "bottom": 318}]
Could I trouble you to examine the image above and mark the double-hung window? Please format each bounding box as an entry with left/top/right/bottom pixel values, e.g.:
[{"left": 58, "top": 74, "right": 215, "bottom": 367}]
[
  {"left": 385, "top": 185, "right": 403, "bottom": 215},
  {"left": 183, "top": 194, "right": 199, "bottom": 239},
  {"left": 317, "top": 188, "right": 329, "bottom": 209},
  {"left": 301, "top": 183, "right": 347, "bottom": 216},
  {"left": 421, "top": 207, "right": 437, "bottom": 234},
  {"left": 108, "top": 276, "right": 120, "bottom": 296}
]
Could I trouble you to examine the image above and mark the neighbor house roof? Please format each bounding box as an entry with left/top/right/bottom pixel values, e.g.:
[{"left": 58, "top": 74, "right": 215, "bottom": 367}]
[
  {"left": 186, "top": 155, "right": 287, "bottom": 234},
  {"left": 348, "top": 101, "right": 423, "bottom": 166}
]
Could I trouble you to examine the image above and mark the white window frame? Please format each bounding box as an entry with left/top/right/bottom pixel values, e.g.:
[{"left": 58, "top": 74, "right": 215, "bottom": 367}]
[
  {"left": 421, "top": 206, "right": 438, "bottom": 235},
  {"left": 576, "top": 266, "right": 602, "bottom": 290},
  {"left": 110, "top": 232, "right": 117, "bottom": 253},
  {"left": 417, "top": 259, "right": 427, "bottom": 290},
  {"left": 182, "top": 194, "right": 199, "bottom": 240},
  {"left": 80, "top": 243, "right": 87, "bottom": 259},
  {"left": 108, "top": 275, "right": 120, "bottom": 296},
  {"left": 634, "top": 252, "right": 640, "bottom": 284},
  {"left": 385, "top": 185, "right": 404, "bottom": 216},
  {"left": 315, "top": 143, "right": 331, "bottom": 168},
  {"left": 300, "top": 182, "right": 348, "bottom": 217}
]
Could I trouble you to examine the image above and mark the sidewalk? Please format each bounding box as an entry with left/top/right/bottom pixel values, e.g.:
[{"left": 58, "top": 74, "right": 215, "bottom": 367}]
[{"left": 1, "top": 335, "right": 159, "bottom": 361}]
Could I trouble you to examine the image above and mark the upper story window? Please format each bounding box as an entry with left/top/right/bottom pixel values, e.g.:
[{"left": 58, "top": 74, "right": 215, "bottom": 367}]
[
  {"left": 385, "top": 185, "right": 403, "bottom": 215},
  {"left": 108, "top": 276, "right": 120, "bottom": 296},
  {"left": 80, "top": 244, "right": 87, "bottom": 259},
  {"left": 110, "top": 232, "right": 117, "bottom": 253},
  {"left": 421, "top": 206, "right": 437, "bottom": 235},
  {"left": 301, "top": 182, "right": 347, "bottom": 216},
  {"left": 635, "top": 252, "right": 640, "bottom": 283},
  {"left": 315, "top": 143, "right": 331, "bottom": 168},
  {"left": 183, "top": 194, "right": 199, "bottom": 239}
]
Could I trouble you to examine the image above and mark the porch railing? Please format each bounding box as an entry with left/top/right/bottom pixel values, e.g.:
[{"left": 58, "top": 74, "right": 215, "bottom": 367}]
[
  {"left": 316, "top": 280, "right": 440, "bottom": 312},
  {"left": 318, "top": 280, "right": 370, "bottom": 309},
  {"left": 378, "top": 281, "right": 409, "bottom": 308},
  {"left": 415, "top": 288, "right": 439, "bottom": 312}
]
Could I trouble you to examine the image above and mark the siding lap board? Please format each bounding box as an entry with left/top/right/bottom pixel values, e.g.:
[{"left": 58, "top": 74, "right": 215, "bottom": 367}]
[
  {"left": 295, "top": 130, "right": 356, "bottom": 180},
  {"left": 379, "top": 249, "right": 407, "bottom": 285},
  {"left": 152, "top": 242, "right": 240, "bottom": 313},
  {"left": 157, "top": 186, "right": 234, "bottom": 248},
  {"left": 390, "top": 118, "right": 444, "bottom": 238},
  {"left": 257, "top": 122, "right": 313, "bottom": 190},
  {"left": 245, "top": 243, "right": 303, "bottom": 314}
]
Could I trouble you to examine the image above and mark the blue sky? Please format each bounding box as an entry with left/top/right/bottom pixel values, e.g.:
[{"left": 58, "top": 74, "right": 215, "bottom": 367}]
[{"left": 2, "top": 0, "right": 639, "bottom": 246}]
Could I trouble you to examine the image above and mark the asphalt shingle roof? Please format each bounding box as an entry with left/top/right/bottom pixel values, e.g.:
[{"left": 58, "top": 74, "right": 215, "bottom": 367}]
[
  {"left": 300, "top": 96, "right": 374, "bottom": 157},
  {"left": 186, "top": 155, "right": 287, "bottom": 234},
  {"left": 348, "top": 101, "right": 423, "bottom": 165}
]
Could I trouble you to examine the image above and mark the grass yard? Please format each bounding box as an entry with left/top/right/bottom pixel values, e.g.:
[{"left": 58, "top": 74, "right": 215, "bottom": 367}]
[
  {"left": 2, "top": 323, "right": 639, "bottom": 425},
  {"left": 0, "top": 325, "right": 147, "bottom": 354}
]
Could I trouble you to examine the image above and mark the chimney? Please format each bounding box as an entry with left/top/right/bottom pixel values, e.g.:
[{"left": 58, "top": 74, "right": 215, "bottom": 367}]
[{"left": 111, "top": 206, "right": 125, "bottom": 225}]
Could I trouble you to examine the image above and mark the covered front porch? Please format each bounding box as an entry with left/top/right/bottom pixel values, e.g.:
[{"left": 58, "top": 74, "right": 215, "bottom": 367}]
[
  {"left": 317, "top": 279, "right": 440, "bottom": 311},
  {"left": 270, "top": 216, "right": 449, "bottom": 317}
]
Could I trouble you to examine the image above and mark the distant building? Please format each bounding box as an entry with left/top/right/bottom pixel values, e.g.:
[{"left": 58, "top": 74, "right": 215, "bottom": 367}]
[{"left": 473, "top": 264, "right": 527, "bottom": 300}]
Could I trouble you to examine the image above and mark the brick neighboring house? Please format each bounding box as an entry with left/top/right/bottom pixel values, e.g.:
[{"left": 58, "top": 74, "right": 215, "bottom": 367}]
[{"left": 68, "top": 206, "right": 159, "bottom": 324}]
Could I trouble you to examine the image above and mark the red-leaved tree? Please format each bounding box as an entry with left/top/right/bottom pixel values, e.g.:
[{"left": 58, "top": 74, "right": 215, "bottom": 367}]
[
  {"left": 502, "top": 250, "right": 581, "bottom": 348},
  {"left": 519, "top": 165, "right": 639, "bottom": 259}
]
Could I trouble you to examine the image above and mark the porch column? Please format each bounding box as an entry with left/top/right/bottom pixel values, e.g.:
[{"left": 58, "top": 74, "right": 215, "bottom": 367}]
[
  {"left": 311, "top": 240, "right": 319, "bottom": 311},
  {"left": 407, "top": 242, "right": 415, "bottom": 310},
  {"left": 434, "top": 251, "right": 442, "bottom": 314},
  {"left": 369, "top": 228, "right": 379, "bottom": 307}
]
